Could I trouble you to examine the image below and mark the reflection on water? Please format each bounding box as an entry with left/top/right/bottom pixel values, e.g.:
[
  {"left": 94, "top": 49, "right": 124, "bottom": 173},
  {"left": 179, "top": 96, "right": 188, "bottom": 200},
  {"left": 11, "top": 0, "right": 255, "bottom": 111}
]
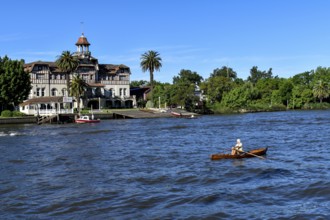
[{"left": 1, "top": 110, "right": 330, "bottom": 219}]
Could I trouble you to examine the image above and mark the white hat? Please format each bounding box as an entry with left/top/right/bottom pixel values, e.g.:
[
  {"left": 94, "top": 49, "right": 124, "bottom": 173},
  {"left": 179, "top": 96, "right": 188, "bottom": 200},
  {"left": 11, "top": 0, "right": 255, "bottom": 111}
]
[{"left": 237, "top": 139, "right": 241, "bottom": 143}]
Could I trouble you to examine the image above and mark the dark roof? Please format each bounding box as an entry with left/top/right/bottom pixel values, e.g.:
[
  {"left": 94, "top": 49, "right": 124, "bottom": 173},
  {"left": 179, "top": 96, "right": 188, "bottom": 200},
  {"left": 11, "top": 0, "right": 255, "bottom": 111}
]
[
  {"left": 99, "top": 64, "right": 130, "bottom": 74},
  {"left": 98, "top": 64, "right": 116, "bottom": 74},
  {"left": 24, "top": 61, "right": 62, "bottom": 73},
  {"left": 130, "top": 87, "right": 150, "bottom": 95},
  {"left": 24, "top": 61, "right": 130, "bottom": 75},
  {"left": 20, "top": 96, "right": 64, "bottom": 106}
]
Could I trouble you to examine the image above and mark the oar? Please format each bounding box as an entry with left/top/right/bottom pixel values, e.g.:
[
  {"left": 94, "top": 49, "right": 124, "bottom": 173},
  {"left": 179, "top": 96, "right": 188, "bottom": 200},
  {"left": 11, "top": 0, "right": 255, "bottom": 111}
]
[{"left": 239, "top": 150, "right": 266, "bottom": 160}]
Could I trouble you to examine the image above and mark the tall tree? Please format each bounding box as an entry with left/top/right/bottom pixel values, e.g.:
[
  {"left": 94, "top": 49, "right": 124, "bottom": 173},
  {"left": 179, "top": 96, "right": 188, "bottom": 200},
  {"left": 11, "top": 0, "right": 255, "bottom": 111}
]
[
  {"left": 278, "top": 79, "right": 293, "bottom": 107},
  {"left": 313, "top": 66, "right": 330, "bottom": 83},
  {"left": 140, "top": 50, "right": 162, "bottom": 99},
  {"left": 152, "top": 82, "right": 173, "bottom": 108},
  {"left": 171, "top": 80, "right": 196, "bottom": 109},
  {"left": 173, "top": 69, "right": 203, "bottom": 85},
  {"left": 210, "top": 66, "right": 237, "bottom": 79},
  {"left": 70, "top": 73, "right": 88, "bottom": 115},
  {"left": 0, "top": 56, "right": 31, "bottom": 111},
  {"left": 291, "top": 71, "right": 313, "bottom": 86},
  {"left": 247, "top": 66, "right": 273, "bottom": 85},
  {"left": 313, "top": 80, "right": 329, "bottom": 103},
  {"left": 200, "top": 75, "right": 234, "bottom": 104},
  {"left": 221, "top": 82, "right": 260, "bottom": 109},
  {"left": 56, "top": 51, "right": 79, "bottom": 96},
  {"left": 171, "top": 69, "right": 203, "bottom": 110},
  {"left": 291, "top": 85, "right": 313, "bottom": 109},
  {"left": 130, "top": 80, "right": 149, "bottom": 87},
  {"left": 255, "top": 77, "right": 281, "bottom": 105}
]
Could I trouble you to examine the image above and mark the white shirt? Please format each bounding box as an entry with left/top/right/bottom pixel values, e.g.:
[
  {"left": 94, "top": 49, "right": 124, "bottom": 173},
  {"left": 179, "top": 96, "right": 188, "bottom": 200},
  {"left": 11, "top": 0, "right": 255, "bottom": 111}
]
[{"left": 235, "top": 142, "right": 243, "bottom": 152}]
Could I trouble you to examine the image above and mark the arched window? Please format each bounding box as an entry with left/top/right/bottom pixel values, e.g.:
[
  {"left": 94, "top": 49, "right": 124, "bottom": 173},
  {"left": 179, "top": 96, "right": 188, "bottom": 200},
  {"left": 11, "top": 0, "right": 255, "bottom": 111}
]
[
  {"left": 51, "top": 88, "right": 58, "bottom": 96},
  {"left": 62, "top": 88, "right": 67, "bottom": 96}
]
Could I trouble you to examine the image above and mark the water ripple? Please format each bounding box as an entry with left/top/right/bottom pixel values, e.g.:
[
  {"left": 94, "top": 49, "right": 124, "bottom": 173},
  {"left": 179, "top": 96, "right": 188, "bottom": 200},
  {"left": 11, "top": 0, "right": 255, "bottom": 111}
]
[{"left": 1, "top": 110, "right": 330, "bottom": 219}]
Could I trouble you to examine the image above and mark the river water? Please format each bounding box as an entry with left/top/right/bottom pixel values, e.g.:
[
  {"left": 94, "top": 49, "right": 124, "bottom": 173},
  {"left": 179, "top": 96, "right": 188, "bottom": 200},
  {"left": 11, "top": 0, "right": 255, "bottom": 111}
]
[{"left": 0, "top": 110, "right": 329, "bottom": 220}]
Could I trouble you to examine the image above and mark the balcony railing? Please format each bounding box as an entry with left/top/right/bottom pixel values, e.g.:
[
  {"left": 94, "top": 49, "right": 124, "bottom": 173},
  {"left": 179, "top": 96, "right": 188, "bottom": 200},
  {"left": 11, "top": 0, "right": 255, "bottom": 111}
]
[
  {"left": 36, "top": 109, "right": 74, "bottom": 116},
  {"left": 31, "top": 79, "right": 130, "bottom": 85},
  {"left": 100, "top": 80, "right": 129, "bottom": 85}
]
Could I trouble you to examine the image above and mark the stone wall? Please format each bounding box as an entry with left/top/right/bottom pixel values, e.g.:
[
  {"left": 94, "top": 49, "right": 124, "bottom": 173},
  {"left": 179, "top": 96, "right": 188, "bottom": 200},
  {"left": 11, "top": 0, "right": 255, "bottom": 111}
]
[{"left": 0, "top": 117, "right": 37, "bottom": 124}]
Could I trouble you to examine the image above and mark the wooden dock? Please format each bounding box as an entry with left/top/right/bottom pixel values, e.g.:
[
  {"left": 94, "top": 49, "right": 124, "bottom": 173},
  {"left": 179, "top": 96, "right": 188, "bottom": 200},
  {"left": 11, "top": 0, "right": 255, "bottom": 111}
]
[{"left": 112, "top": 110, "right": 172, "bottom": 119}]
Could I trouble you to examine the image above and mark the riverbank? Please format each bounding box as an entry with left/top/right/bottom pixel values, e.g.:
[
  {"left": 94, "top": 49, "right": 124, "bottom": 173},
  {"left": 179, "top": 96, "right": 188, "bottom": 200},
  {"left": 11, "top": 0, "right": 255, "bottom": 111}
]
[
  {"left": 0, "top": 114, "right": 114, "bottom": 125},
  {"left": 0, "top": 109, "right": 197, "bottom": 124},
  {"left": 211, "top": 102, "right": 330, "bottom": 114}
]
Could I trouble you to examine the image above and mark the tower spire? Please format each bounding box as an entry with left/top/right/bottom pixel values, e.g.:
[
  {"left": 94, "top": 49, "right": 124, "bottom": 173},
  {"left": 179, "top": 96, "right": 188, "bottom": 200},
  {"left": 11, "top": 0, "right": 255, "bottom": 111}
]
[
  {"left": 80, "top": 21, "right": 84, "bottom": 35},
  {"left": 75, "top": 31, "right": 91, "bottom": 57}
]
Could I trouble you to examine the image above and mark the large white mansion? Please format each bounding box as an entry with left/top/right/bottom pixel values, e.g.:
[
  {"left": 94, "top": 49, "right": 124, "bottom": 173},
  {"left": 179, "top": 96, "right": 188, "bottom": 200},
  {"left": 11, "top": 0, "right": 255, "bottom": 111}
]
[{"left": 20, "top": 33, "right": 135, "bottom": 115}]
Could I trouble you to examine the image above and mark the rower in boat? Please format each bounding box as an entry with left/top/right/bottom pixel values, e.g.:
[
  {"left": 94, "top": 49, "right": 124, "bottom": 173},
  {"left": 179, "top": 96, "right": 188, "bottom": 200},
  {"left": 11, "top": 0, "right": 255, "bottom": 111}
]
[
  {"left": 231, "top": 139, "right": 243, "bottom": 155},
  {"left": 210, "top": 147, "right": 267, "bottom": 160}
]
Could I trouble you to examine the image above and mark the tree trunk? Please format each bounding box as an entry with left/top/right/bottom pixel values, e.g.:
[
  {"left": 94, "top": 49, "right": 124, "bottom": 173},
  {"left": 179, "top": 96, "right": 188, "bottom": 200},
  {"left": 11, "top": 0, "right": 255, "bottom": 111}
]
[
  {"left": 66, "top": 72, "right": 70, "bottom": 96},
  {"left": 77, "top": 97, "right": 81, "bottom": 116},
  {"left": 150, "top": 71, "right": 154, "bottom": 100}
]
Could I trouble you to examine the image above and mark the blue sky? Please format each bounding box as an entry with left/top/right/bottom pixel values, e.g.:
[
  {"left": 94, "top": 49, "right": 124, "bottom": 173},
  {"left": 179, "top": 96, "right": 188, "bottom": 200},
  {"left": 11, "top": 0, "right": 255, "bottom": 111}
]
[{"left": 2, "top": 0, "right": 330, "bottom": 83}]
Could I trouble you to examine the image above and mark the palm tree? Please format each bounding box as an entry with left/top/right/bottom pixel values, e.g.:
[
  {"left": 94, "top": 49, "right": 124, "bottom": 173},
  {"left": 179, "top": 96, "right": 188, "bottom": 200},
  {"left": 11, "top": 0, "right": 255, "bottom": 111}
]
[
  {"left": 140, "top": 50, "right": 162, "bottom": 99},
  {"left": 70, "top": 73, "right": 88, "bottom": 115},
  {"left": 56, "top": 51, "right": 79, "bottom": 96},
  {"left": 313, "top": 80, "right": 329, "bottom": 103}
]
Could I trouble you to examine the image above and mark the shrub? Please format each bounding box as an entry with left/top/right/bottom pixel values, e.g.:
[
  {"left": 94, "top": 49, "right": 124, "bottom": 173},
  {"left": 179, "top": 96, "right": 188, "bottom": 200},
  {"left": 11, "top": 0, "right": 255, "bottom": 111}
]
[
  {"left": 211, "top": 102, "right": 233, "bottom": 114},
  {"left": 12, "top": 111, "right": 26, "bottom": 117},
  {"left": 306, "top": 102, "right": 330, "bottom": 109},
  {"left": 1, "top": 110, "right": 13, "bottom": 117},
  {"left": 269, "top": 104, "right": 286, "bottom": 111},
  {"left": 81, "top": 109, "right": 90, "bottom": 114}
]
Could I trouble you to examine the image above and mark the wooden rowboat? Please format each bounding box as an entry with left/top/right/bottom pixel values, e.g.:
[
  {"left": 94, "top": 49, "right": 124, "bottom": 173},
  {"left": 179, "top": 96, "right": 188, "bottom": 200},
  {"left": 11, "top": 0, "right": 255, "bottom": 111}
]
[{"left": 210, "top": 147, "right": 268, "bottom": 160}]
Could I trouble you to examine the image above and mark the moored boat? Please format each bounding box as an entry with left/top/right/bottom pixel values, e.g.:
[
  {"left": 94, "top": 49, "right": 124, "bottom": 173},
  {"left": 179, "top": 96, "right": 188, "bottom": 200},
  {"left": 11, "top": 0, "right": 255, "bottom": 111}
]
[
  {"left": 75, "top": 115, "right": 101, "bottom": 123},
  {"left": 210, "top": 147, "right": 268, "bottom": 160},
  {"left": 171, "top": 111, "right": 197, "bottom": 118},
  {"left": 171, "top": 111, "right": 182, "bottom": 117}
]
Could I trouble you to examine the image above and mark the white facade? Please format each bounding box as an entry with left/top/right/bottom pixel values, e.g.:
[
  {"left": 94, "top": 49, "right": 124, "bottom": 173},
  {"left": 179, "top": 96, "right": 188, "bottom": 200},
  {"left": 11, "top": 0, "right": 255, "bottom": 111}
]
[{"left": 20, "top": 33, "right": 134, "bottom": 115}]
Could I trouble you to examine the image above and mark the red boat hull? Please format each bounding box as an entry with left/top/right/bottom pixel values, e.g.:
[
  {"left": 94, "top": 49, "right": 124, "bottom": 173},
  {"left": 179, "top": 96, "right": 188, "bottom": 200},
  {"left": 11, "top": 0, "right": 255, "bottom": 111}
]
[
  {"left": 75, "top": 119, "right": 100, "bottom": 123},
  {"left": 75, "top": 115, "right": 101, "bottom": 123}
]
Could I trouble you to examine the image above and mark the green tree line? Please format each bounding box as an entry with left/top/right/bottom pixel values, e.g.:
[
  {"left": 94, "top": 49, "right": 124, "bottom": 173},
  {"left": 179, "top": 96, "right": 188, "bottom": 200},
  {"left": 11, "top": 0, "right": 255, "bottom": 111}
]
[
  {"left": 133, "top": 65, "right": 330, "bottom": 113},
  {"left": 1, "top": 52, "right": 330, "bottom": 115},
  {"left": 0, "top": 56, "right": 31, "bottom": 112}
]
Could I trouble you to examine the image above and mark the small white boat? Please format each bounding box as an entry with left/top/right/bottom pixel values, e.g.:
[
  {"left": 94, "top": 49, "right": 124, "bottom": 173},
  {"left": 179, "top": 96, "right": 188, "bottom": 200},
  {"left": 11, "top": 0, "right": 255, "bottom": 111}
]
[
  {"left": 75, "top": 115, "right": 100, "bottom": 123},
  {"left": 171, "top": 111, "right": 197, "bottom": 119},
  {"left": 171, "top": 111, "right": 182, "bottom": 117}
]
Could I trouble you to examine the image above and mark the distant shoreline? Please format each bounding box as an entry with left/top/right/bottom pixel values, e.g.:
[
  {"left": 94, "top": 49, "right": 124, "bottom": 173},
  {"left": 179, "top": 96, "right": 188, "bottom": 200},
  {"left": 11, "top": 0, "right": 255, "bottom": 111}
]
[
  {"left": 1, "top": 108, "right": 328, "bottom": 125},
  {"left": 0, "top": 109, "right": 193, "bottom": 125},
  {"left": 0, "top": 114, "right": 114, "bottom": 125}
]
